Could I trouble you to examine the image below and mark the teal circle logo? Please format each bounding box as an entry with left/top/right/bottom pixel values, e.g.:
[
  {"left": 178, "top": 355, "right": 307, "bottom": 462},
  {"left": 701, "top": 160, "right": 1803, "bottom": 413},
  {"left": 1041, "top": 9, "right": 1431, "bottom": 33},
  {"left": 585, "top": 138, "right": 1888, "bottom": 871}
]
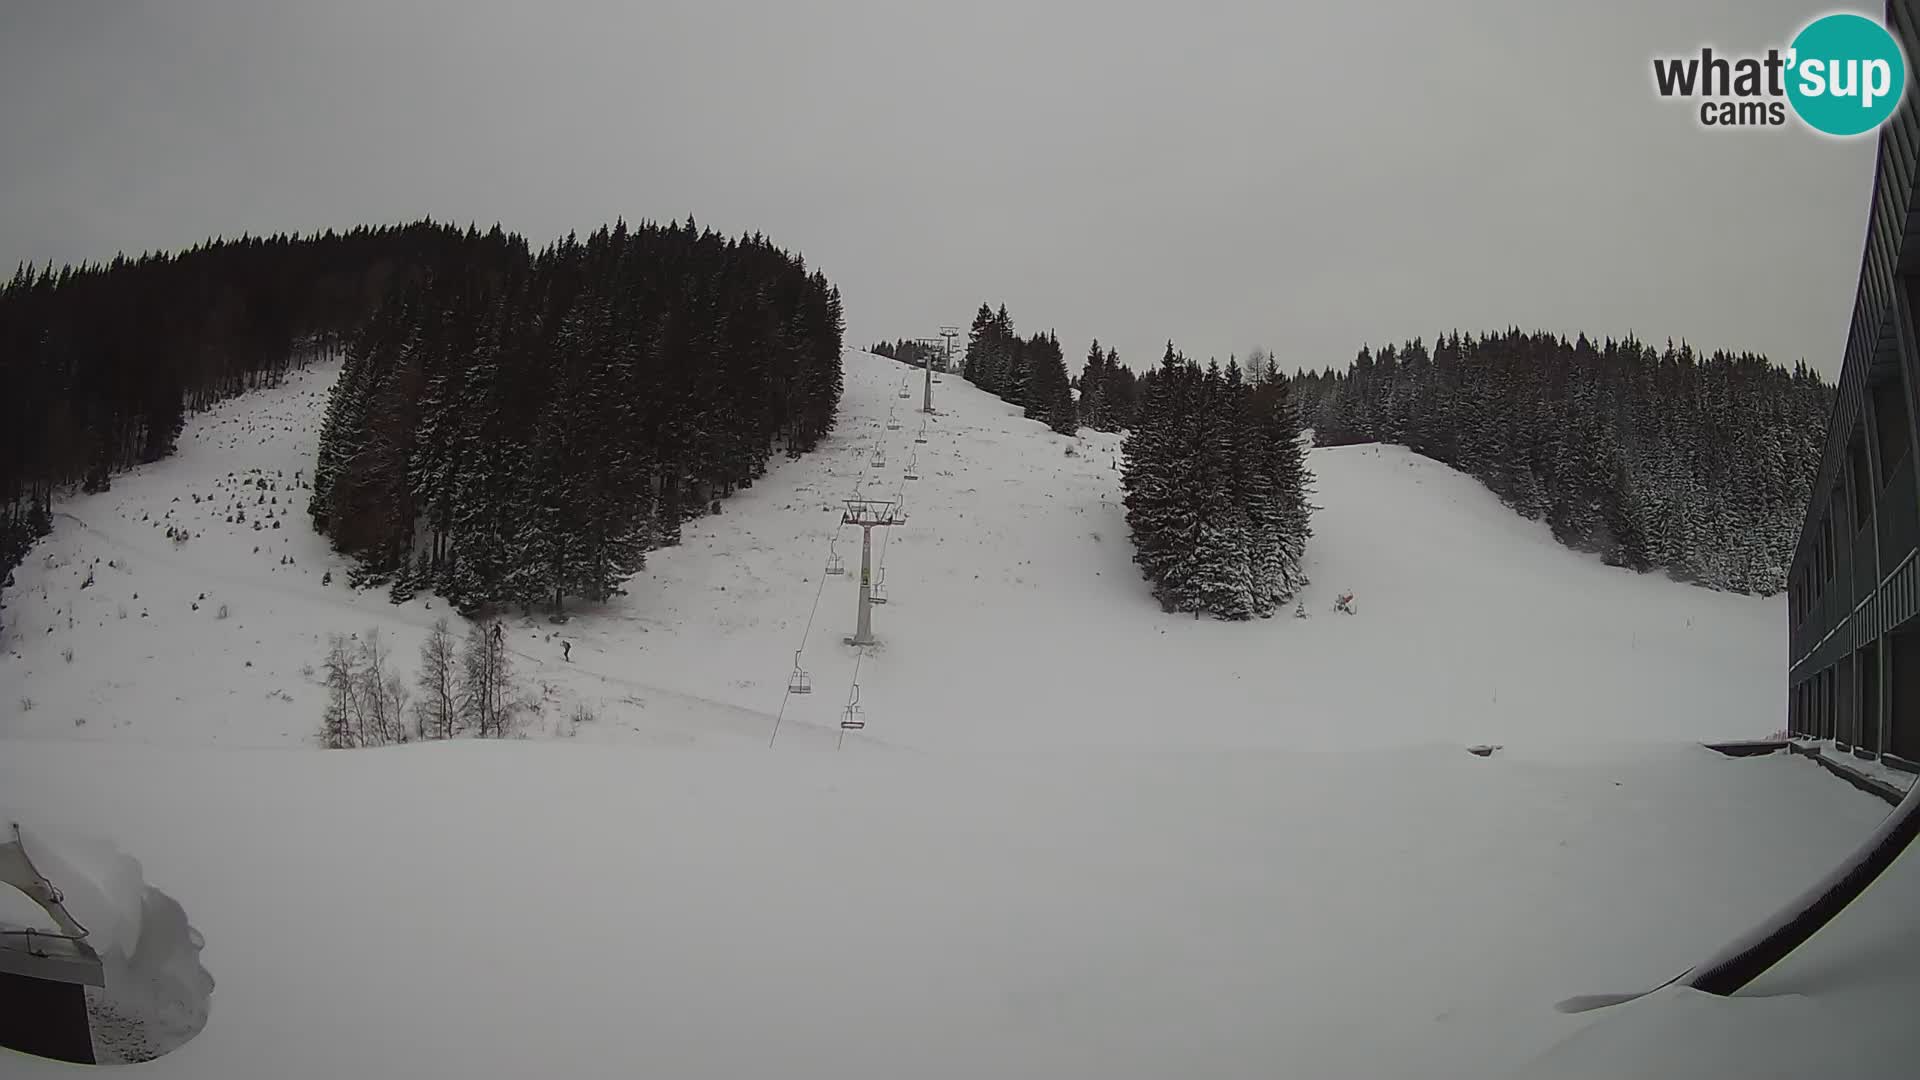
[{"left": 1786, "top": 13, "right": 1907, "bottom": 136}]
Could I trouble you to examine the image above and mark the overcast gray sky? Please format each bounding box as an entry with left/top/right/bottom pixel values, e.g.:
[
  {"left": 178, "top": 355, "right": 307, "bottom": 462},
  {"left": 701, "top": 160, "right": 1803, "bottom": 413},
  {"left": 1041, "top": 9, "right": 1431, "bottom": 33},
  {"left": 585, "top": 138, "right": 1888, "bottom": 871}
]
[{"left": 0, "top": 0, "right": 1882, "bottom": 377}]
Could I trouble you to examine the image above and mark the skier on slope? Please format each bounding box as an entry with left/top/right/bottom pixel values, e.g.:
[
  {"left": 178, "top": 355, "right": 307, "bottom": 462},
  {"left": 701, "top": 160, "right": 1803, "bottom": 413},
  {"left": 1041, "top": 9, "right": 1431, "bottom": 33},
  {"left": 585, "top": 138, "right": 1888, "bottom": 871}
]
[{"left": 562, "top": 640, "right": 572, "bottom": 663}]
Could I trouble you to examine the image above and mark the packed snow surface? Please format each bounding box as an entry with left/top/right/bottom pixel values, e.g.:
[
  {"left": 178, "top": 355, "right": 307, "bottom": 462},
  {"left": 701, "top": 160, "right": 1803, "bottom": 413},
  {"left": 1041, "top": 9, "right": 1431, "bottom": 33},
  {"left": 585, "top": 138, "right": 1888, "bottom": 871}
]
[
  {"left": 3, "top": 350, "right": 1910, "bottom": 1078},
  {"left": 4, "top": 740, "right": 1916, "bottom": 1079}
]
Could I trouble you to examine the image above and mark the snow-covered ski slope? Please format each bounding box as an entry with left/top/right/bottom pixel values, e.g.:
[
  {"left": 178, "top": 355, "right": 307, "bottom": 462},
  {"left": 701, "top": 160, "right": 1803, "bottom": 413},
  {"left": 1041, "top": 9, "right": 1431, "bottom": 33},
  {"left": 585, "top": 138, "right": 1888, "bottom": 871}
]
[{"left": 1, "top": 350, "right": 1780, "bottom": 751}]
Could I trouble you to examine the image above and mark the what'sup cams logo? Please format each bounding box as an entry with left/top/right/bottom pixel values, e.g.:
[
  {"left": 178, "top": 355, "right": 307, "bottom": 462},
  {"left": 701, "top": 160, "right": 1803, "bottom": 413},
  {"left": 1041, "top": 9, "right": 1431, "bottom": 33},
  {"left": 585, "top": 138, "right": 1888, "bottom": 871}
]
[{"left": 1653, "top": 12, "right": 1908, "bottom": 135}]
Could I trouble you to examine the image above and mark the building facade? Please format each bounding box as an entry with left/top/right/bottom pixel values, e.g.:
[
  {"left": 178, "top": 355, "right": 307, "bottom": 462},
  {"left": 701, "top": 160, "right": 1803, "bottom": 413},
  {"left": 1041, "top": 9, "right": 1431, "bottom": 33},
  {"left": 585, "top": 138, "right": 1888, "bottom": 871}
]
[{"left": 1786, "top": 0, "right": 1920, "bottom": 771}]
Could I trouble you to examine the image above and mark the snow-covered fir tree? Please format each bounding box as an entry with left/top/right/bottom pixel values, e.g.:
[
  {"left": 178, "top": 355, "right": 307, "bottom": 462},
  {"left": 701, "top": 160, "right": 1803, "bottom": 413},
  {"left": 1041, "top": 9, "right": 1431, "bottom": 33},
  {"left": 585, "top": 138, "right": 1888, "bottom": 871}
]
[{"left": 1122, "top": 344, "right": 1313, "bottom": 619}]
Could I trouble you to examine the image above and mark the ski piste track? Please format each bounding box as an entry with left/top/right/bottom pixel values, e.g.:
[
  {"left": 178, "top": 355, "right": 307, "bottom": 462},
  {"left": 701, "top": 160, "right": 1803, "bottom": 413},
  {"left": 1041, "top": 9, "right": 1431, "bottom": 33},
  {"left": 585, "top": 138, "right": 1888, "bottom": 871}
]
[{"left": 769, "top": 369, "right": 933, "bottom": 750}]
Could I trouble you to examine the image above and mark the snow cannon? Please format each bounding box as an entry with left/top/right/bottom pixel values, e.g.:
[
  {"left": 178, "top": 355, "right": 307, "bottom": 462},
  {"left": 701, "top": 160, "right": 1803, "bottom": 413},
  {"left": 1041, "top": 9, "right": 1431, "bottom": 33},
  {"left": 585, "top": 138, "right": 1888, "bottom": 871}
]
[{"left": 0, "top": 822, "right": 105, "bottom": 1064}]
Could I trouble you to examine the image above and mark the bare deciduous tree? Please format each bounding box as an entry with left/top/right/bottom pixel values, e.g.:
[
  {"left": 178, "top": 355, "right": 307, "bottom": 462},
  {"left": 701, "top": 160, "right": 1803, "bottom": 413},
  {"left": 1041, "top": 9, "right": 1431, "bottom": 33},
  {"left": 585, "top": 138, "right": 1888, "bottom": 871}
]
[
  {"left": 320, "top": 633, "right": 357, "bottom": 749},
  {"left": 357, "top": 629, "right": 408, "bottom": 745},
  {"left": 415, "top": 617, "right": 458, "bottom": 740},
  {"left": 460, "top": 618, "right": 517, "bottom": 737}
]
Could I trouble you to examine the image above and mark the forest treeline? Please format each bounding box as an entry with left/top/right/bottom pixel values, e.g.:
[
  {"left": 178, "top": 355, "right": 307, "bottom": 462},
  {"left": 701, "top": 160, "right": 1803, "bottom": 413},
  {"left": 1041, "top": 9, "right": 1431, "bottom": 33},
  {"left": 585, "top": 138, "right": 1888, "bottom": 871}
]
[
  {"left": 960, "top": 302, "right": 1142, "bottom": 435},
  {"left": 1289, "top": 331, "right": 1832, "bottom": 594},
  {"left": 310, "top": 218, "right": 844, "bottom": 613},
  {"left": 870, "top": 339, "right": 950, "bottom": 369},
  {"left": 1, "top": 222, "right": 492, "bottom": 630},
  {"left": 0, "top": 218, "right": 842, "bottom": 631}
]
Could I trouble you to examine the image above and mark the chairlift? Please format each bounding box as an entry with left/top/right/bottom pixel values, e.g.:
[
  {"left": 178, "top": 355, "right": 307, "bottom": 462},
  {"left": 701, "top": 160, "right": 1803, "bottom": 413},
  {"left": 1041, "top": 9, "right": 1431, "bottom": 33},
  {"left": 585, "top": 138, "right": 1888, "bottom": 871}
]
[
  {"left": 825, "top": 535, "right": 845, "bottom": 575},
  {"left": 788, "top": 650, "right": 812, "bottom": 694},
  {"left": 870, "top": 448, "right": 886, "bottom": 468},
  {"left": 870, "top": 569, "right": 888, "bottom": 605},
  {"left": 841, "top": 684, "right": 866, "bottom": 730},
  {"left": 914, "top": 427, "right": 928, "bottom": 444},
  {"left": 887, "top": 417, "right": 901, "bottom": 431}
]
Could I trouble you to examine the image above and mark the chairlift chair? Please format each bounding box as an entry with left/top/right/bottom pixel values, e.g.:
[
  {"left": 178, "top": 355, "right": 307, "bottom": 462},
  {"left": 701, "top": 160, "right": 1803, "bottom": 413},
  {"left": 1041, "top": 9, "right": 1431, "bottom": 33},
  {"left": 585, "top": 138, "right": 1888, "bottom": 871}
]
[
  {"left": 825, "top": 536, "right": 845, "bottom": 576},
  {"left": 870, "top": 569, "right": 888, "bottom": 605},
  {"left": 841, "top": 685, "right": 866, "bottom": 730},
  {"left": 887, "top": 417, "right": 901, "bottom": 431},
  {"left": 904, "top": 455, "right": 920, "bottom": 481},
  {"left": 871, "top": 448, "right": 886, "bottom": 468},
  {"left": 788, "top": 651, "right": 812, "bottom": 694}
]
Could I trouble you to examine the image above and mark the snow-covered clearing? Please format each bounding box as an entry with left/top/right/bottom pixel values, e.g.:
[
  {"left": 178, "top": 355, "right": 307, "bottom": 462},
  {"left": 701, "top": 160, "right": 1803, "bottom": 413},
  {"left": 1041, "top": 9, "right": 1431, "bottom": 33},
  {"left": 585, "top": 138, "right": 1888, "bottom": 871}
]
[{"left": 2, "top": 350, "right": 1908, "bottom": 1077}]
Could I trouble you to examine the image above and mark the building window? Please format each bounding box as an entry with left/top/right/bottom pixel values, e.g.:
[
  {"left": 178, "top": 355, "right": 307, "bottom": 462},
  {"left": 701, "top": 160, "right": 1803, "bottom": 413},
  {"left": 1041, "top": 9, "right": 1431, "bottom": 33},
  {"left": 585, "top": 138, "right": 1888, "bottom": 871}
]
[
  {"left": 1850, "top": 435, "right": 1874, "bottom": 530},
  {"left": 1859, "top": 643, "right": 1882, "bottom": 755},
  {"left": 1821, "top": 514, "right": 1834, "bottom": 583},
  {"left": 1872, "top": 374, "right": 1911, "bottom": 481}
]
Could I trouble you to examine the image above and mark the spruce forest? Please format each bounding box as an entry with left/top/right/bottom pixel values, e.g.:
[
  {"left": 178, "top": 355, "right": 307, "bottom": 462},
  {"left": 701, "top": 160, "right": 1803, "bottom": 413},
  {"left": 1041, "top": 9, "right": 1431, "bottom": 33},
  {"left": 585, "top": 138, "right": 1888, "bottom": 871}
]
[
  {"left": 961, "top": 301, "right": 1314, "bottom": 621},
  {"left": 0, "top": 218, "right": 842, "bottom": 630},
  {"left": 0, "top": 222, "right": 497, "bottom": 631},
  {"left": 1289, "top": 331, "right": 1832, "bottom": 594},
  {"left": 870, "top": 339, "right": 950, "bottom": 369},
  {"left": 958, "top": 302, "right": 1085, "bottom": 436},
  {"left": 1122, "top": 345, "right": 1314, "bottom": 619},
  {"left": 309, "top": 219, "right": 844, "bottom": 614}
]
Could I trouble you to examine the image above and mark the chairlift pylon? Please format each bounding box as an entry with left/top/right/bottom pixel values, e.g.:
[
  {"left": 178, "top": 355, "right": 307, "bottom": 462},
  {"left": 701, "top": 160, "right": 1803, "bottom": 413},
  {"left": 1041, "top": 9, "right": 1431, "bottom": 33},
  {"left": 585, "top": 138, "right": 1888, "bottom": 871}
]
[{"left": 788, "top": 650, "right": 812, "bottom": 694}]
